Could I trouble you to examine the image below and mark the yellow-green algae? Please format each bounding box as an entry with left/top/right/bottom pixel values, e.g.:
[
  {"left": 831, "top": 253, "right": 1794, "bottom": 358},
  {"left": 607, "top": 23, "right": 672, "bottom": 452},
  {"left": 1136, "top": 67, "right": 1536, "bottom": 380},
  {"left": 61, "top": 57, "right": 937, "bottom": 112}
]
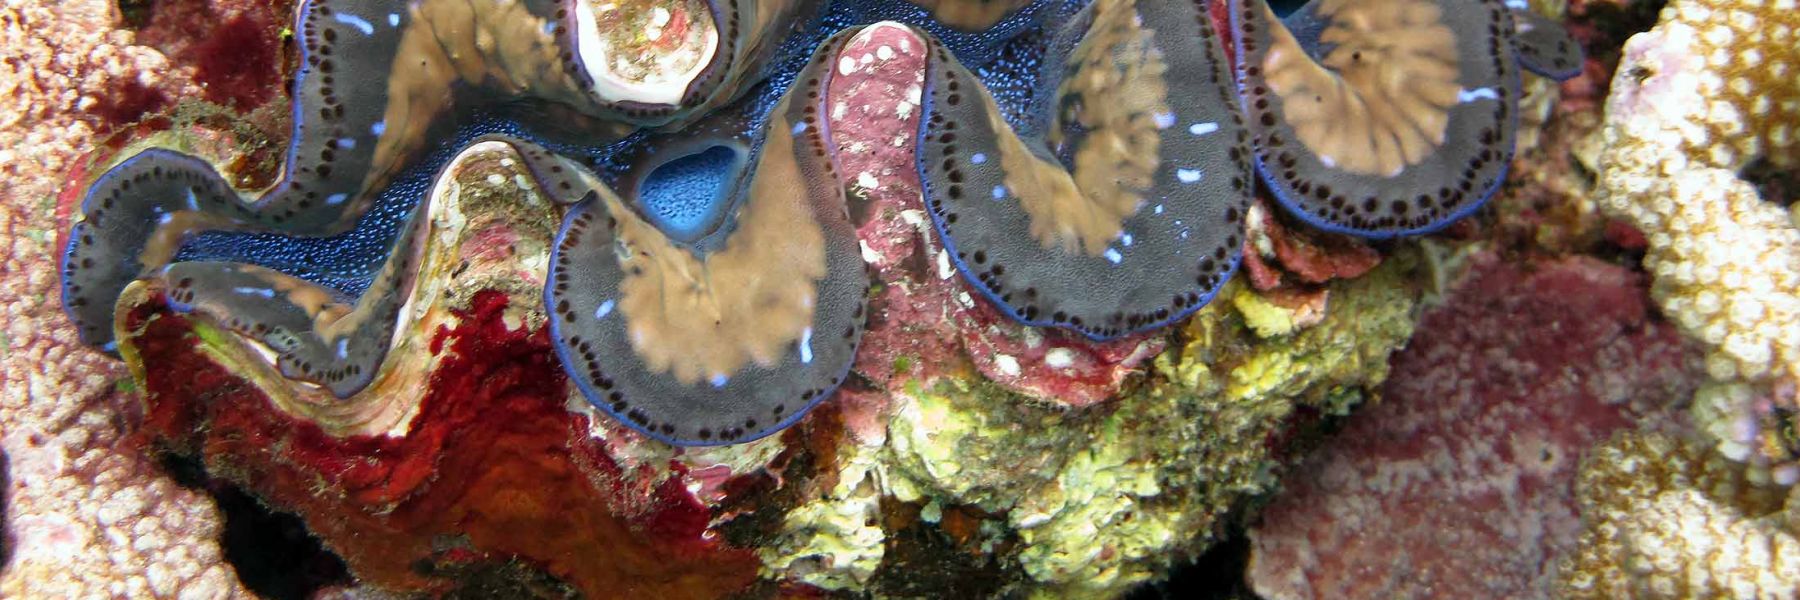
[
  {"left": 885, "top": 376, "right": 1084, "bottom": 513},
  {"left": 1011, "top": 254, "right": 1418, "bottom": 597},
  {"left": 761, "top": 250, "right": 1425, "bottom": 596},
  {"left": 758, "top": 440, "right": 889, "bottom": 590},
  {"left": 1229, "top": 287, "right": 1312, "bottom": 339}
]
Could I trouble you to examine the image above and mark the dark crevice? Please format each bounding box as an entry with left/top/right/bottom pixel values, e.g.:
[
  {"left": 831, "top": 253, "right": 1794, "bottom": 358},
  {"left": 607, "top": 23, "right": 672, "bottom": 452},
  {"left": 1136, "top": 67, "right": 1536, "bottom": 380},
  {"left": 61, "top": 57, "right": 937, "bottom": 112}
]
[
  {"left": 869, "top": 501, "right": 1021, "bottom": 598},
  {"left": 1741, "top": 156, "right": 1799, "bottom": 209},
  {"left": 434, "top": 559, "right": 579, "bottom": 599},
  {"left": 1, "top": 449, "right": 11, "bottom": 570},
  {"left": 1126, "top": 529, "right": 1255, "bottom": 600},
  {"left": 1569, "top": 0, "right": 1669, "bottom": 67},
  {"left": 158, "top": 452, "right": 353, "bottom": 600},
  {"left": 116, "top": 0, "right": 156, "bottom": 29},
  {"left": 1267, "top": 0, "right": 1309, "bottom": 17}
]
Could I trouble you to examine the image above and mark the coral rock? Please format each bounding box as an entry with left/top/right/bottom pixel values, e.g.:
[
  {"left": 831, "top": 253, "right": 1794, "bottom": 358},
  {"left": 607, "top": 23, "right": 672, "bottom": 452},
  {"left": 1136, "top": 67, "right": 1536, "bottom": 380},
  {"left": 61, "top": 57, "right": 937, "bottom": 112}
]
[
  {"left": 1557, "top": 431, "right": 1800, "bottom": 599},
  {"left": 1249, "top": 254, "right": 1703, "bottom": 599},
  {"left": 0, "top": 0, "right": 247, "bottom": 596},
  {"left": 1595, "top": 0, "right": 1800, "bottom": 384}
]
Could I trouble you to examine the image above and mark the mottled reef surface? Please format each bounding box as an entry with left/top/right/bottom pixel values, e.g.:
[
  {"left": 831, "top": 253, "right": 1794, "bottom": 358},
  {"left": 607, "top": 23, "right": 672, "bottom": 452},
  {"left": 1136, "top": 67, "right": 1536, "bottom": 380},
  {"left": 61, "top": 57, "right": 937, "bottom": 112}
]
[{"left": 2, "top": 0, "right": 1797, "bottom": 598}]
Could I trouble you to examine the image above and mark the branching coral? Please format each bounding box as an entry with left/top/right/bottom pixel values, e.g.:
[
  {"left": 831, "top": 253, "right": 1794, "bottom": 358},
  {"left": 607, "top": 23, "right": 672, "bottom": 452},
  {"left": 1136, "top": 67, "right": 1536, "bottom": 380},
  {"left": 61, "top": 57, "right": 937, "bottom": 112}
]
[
  {"left": 1558, "top": 431, "right": 1800, "bottom": 598},
  {"left": 1594, "top": 0, "right": 1800, "bottom": 478},
  {"left": 1595, "top": 0, "right": 1800, "bottom": 385}
]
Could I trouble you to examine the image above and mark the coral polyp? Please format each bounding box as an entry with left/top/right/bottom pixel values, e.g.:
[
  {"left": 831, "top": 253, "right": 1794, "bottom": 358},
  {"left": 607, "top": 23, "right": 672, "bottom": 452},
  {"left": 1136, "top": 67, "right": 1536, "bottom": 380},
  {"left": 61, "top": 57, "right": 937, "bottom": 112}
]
[{"left": 59, "top": 0, "right": 1576, "bottom": 445}]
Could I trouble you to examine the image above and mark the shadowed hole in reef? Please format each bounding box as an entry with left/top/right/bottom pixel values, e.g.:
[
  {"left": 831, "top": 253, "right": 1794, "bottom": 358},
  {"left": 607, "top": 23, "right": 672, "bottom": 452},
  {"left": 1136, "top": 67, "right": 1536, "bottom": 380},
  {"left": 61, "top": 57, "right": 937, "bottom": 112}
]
[
  {"left": 869, "top": 501, "right": 1022, "bottom": 597},
  {"left": 638, "top": 144, "right": 744, "bottom": 242},
  {"left": 1573, "top": 0, "right": 1669, "bottom": 65},
  {"left": 427, "top": 559, "right": 578, "bottom": 599},
  {"left": 159, "top": 452, "right": 351, "bottom": 600},
  {"left": 1, "top": 449, "right": 10, "bottom": 569},
  {"left": 1125, "top": 529, "right": 1252, "bottom": 599},
  {"left": 1740, "top": 156, "right": 1798, "bottom": 209},
  {"left": 116, "top": 0, "right": 155, "bottom": 28}
]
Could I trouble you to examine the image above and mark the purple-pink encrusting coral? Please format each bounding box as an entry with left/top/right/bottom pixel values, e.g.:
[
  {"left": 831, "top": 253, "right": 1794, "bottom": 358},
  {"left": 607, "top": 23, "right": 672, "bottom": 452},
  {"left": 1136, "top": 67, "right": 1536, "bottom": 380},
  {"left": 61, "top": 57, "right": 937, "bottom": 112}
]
[{"left": 1249, "top": 253, "right": 1703, "bottom": 599}]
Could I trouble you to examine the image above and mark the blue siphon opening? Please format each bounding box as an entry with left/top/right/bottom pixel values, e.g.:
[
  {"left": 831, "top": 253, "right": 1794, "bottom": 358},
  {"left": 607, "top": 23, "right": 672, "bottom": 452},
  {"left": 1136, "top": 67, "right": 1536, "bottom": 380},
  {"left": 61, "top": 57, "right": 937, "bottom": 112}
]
[{"left": 638, "top": 145, "right": 743, "bottom": 241}]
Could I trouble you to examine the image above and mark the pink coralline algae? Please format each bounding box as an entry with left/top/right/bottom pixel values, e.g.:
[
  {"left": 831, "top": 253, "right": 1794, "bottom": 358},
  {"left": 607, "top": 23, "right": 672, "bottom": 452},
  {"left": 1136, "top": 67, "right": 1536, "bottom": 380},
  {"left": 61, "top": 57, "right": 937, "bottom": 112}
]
[
  {"left": 1248, "top": 253, "right": 1704, "bottom": 599},
  {"left": 1240, "top": 199, "right": 1383, "bottom": 293},
  {"left": 832, "top": 23, "right": 1165, "bottom": 410}
]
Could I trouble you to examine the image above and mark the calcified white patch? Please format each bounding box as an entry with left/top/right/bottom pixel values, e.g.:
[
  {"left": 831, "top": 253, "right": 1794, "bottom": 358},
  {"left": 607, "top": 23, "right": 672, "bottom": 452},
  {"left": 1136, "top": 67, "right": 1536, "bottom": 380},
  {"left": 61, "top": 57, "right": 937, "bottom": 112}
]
[{"left": 573, "top": 0, "right": 718, "bottom": 105}]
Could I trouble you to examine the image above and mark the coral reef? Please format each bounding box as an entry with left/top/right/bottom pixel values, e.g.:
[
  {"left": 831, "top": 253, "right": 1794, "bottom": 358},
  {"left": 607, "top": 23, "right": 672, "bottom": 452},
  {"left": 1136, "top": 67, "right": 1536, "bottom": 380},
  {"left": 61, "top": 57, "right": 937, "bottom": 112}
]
[
  {"left": 1247, "top": 253, "right": 1703, "bottom": 599},
  {"left": 761, "top": 235, "right": 1422, "bottom": 597},
  {"left": 1594, "top": 0, "right": 1799, "bottom": 384},
  {"left": 753, "top": 25, "right": 1424, "bottom": 595},
  {"left": 6, "top": 0, "right": 1682, "bottom": 597},
  {"left": 0, "top": 0, "right": 249, "bottom": 596},
  {"left": 1558, "top": 431, "right": 1800, "bottom": 598},
  {"left": 1486, "top": 0, "right": 1624, "bottom": 255},
  {"left": 70, "top": 9, "right": 1440, "bottom": 597},
  {"left": 1593, "top": 0, "right": 1800, "bottom": 477},
  {"left": 1242, "top": 1, "right": 1800, "bottom": 597},
  {"left": 58, "top": 0, "right": 1576, "bottom": 444}
]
